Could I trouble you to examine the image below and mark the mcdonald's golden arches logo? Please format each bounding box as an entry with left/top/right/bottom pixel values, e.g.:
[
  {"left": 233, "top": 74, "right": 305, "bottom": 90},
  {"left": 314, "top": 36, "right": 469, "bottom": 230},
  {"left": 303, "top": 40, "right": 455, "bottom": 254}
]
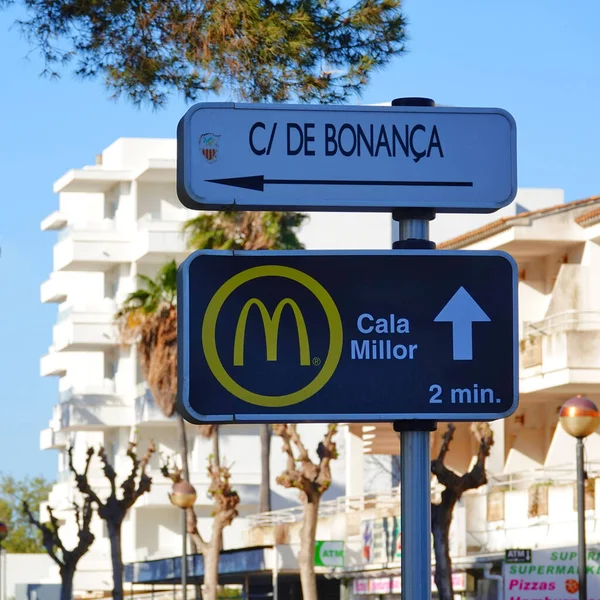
[{"left": 201, "top": 265, "right": 343, "bottom": 407}]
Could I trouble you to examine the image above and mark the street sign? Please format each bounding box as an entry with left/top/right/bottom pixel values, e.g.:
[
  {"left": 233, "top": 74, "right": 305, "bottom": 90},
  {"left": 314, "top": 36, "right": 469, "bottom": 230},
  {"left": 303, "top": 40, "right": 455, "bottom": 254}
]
[
  {"left": 177, "top": 102, "right": 517, "bottom": 213},
  {"left": 505, "top": 549, "right": 532, "bottom": 563},
  {"left": 314, "top": 541, "right": 345, "bottom": 568},
  {"left": 177, "top": 250, "right": 518, "bottom": 423}
]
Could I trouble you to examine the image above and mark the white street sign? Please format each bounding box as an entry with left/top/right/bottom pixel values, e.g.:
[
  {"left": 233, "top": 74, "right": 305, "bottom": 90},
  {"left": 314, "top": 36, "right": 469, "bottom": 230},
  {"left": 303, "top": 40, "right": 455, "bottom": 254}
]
[{"left": 177, "top": 102, "right": 517, "bottom": 213}]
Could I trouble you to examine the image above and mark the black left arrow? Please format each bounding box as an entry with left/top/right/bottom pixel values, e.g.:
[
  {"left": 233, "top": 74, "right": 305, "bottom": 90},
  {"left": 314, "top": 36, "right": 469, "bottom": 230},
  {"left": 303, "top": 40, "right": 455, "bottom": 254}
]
[{"left": 205, "top": 175, "right": 473, "bottom": 192}]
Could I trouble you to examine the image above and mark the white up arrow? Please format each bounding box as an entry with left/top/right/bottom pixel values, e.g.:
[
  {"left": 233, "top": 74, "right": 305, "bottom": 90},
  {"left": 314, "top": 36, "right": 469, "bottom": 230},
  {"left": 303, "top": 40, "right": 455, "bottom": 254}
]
[{"left": 434, "top": 287, "right": 491, "bottom": 361}]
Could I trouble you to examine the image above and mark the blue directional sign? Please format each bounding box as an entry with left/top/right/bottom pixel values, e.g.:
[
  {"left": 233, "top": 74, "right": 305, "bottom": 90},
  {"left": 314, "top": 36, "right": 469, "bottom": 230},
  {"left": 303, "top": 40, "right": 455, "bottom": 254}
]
[{"left": 177, "top": 250, "right": 518, "bottom": 423}]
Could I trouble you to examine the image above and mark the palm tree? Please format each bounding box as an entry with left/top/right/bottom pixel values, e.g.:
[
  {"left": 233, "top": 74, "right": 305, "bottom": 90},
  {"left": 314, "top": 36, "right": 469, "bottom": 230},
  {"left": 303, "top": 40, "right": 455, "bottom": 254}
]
[
  {"left": 183, "top": 210, "right": 308, "bottom": 512},
  {"left": 115, "top": 261, "right": 200, "bottom": 480}
]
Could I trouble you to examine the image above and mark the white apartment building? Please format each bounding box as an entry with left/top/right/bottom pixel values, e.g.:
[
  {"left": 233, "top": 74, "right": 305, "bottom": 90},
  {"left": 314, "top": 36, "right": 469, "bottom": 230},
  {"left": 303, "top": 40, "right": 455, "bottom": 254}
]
[
  {"left": 39, "top": 136, "right": 565, "bottom": 593},
  {"left": 38, "top": 137, "right": 415, "bottom": 592},
  {"left": 325, "top": 194, "right": 600, "bottom": 598}
]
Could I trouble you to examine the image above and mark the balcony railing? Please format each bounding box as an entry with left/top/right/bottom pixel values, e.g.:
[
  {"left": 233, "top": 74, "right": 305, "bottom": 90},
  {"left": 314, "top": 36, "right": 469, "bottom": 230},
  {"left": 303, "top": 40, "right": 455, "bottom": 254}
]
[
  {"left": 248, "top": 487, "right": 401, "bottom": 527},
  {"left": 57, "top": 299, "right": 117, "bottom": 322},
  {"left": 523, "top": 310, "right": 600, "bottom": 337},
  {"left": 57, "top": 219, "right": 117, "bottom": 241},
  {"left": 134, "top": 389, "right": 172, "bottom": 425},
  {"left": 59, "top": 380, "right": 117, "bottom": 403}
]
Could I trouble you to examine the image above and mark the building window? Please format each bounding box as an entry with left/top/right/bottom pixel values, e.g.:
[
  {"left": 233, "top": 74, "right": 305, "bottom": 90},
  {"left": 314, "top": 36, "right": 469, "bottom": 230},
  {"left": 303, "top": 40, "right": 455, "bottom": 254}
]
[
  {"left": 573, "top": 479, "right": 595, "bottom": 512},
  {"left": 528, "top": 483, "right": 550, "bottom": 518},
  {"left": 105, "top": 268, "right": 119, "bottom": 299},
  {"left": 105, "top": 351, "right": 118, "bottom": 382},
  {"left": 486, "top": 489, "right": 505, "bottom": 522}
]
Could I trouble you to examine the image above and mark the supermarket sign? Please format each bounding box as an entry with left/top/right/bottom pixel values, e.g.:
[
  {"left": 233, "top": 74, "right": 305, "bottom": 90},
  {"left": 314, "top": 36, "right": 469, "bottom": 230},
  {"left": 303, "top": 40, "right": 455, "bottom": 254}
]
[
  {"left": 353, "top": 573, "right": 466, "bottom": 595},
  {"left": 503, "top": 546, "right": 600, "bottom": 599}
]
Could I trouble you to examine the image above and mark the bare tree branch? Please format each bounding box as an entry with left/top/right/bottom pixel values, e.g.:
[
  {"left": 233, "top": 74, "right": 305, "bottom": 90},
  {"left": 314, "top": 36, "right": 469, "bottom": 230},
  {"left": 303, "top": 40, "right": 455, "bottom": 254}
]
[
  {"left": 22, "top": 502, "right": 64, "bottom": 567},
  {"left": 68, "top": 446, "right": 103, "bottom": 507},
  {"left": 431, "top": 423, "right": 495, "bottom": 600},
  {"left": 98, "top": 446, "right": 118, "bottom": 498},
  {"left": 431, "top": 424, "right": 461, "bottom": 489}
]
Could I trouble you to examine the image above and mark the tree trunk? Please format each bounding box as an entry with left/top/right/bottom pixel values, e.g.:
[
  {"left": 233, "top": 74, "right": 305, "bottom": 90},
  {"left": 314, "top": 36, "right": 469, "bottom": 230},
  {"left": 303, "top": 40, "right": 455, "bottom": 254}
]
[
  {"left": 59, "top": 565, "right": 75, "bottom": 600},
  {"left": 177, "top": 413, "right": 191, "bottom": 481},
  {"left": 431, "top": 490, "right": 457, "bottom": 600},
  {"left": 259, "top": 424, "right": 271, "bottom": 513},
  {"left": 202, "top": 538, "right": 221, "bottom": 600},
  {"left": 298, "top": 497, "right": 319, "bottom": 600},
  {"left": 212, "top": 426, "right": 220, "bottom": 468},
  {"left": 211, "top": 427, "right": 223, "bottom": 552},
  {"left": 107, "top": 521, "right": 124, "bottom": 600}
]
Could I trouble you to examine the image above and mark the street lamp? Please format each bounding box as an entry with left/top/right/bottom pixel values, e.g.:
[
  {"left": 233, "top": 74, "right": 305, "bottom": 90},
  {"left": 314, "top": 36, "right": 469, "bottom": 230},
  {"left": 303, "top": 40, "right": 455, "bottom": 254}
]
[
  {"left": 169, "top": 481, "right": 197, "bottom": 600},
  {"left": 559, "top": 395, "right": 600, "bottom": 600}
]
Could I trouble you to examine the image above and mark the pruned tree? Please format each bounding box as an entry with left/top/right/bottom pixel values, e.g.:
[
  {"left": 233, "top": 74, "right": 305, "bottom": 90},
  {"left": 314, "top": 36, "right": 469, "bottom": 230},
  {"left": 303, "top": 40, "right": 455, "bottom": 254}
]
[
  {"left": 273, "top": 424, "right": 338, "bottom": 600},
  {"left": 161, "top": 456, "right": 240, "bottom": 600},
  {"left": 23, "top": 499, "right": 94, "bottom": 600},
  {"left": 1, "top": 0, "right": 408, "bottom": 107},
  {"left": 68, "top": 441, "right": 156, "bottom": 600},
  {"left": 184, "top": 210, "right": 308, "bottom": 515},
  {"left": 431, "top": 423, "right": 494, "bottom": 600},
  {"left": 116, "top": 261, "right": 219, "bottom": 555}
]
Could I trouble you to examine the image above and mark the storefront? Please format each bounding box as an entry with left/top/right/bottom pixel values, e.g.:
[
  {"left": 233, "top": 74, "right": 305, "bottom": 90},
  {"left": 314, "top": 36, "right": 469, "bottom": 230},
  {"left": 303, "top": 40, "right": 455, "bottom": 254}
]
[
  {"left": 124, "top": 545, "right": 340, "bottom": 599},
  {"left": 349, "top": 572, "right": 468, "bottom": 598}
]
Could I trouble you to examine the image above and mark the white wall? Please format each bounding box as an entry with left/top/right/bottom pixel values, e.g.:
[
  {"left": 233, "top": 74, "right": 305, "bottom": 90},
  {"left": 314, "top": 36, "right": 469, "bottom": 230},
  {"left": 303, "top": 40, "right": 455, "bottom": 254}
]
[
  {"left": 299, "top": 212, "right": 392, "bottom": 250},
  {"left": 1, "top": 554, "right": 54, "bottom": 600}
]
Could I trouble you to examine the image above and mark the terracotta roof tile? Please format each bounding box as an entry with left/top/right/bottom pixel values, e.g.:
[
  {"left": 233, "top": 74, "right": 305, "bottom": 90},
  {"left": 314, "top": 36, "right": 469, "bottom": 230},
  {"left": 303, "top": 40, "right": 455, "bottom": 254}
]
[
  {"left": 439, "top": 195, "right": 600, "bottom": 249},
  {"left": 575, "top": 206, "right": 600, "bottom": 226}
]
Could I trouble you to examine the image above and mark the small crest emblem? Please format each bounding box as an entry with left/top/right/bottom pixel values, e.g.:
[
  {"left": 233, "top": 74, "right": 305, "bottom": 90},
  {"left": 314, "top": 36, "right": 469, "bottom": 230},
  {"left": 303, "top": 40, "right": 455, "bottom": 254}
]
[{"left": 199, "top": 133, "right": 220, "bottom": 163}]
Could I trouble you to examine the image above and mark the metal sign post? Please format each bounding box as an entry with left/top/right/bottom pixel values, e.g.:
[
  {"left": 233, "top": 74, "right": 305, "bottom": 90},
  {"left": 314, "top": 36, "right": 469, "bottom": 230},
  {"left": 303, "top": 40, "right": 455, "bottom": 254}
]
[
  {"left": 391, "top": 98, "right": 436, "bottom": 600},
  {"left": 176, "top": 96, "right": 519, "bottom": 600},
  {"left": 392, "top": 202, "right": 436, "bottom": 600}
]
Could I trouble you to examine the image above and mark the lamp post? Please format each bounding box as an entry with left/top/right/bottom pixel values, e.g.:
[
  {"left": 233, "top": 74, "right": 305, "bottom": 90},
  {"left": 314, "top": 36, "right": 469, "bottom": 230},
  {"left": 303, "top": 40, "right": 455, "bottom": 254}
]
[
  {"left": 169, "top": 481, "right": 197, "bottom": 600},
  {"left": 0, "top": 522, "right": 7, "bottom": 600},
  {"left": 559, "top": 395, "right": 600, "bottom": 600}
]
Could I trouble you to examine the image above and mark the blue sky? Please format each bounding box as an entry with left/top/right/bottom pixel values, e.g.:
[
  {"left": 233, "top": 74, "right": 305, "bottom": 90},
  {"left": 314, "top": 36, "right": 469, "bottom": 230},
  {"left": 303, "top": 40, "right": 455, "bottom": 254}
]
[{"left": 1, "top": 0, "right": 599, "bottom": 480}]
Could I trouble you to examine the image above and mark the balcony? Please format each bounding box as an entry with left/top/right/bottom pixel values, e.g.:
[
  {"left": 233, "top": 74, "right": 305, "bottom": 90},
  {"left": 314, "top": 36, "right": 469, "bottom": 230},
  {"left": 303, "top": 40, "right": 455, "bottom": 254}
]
[
  {"left": 133, "top": 159, "right": 177, "bottom": 184},
  {"left": 53, "top": 221, "right": 130, "bottom": 271},
  {"left": 41, "top": 211, "right": 67, "bottom": 231},
  {"left": 40, "top": 348, "right": 68, "bottom": 377},
  {"left": 131, "top": 215, "right": 190, "bottom": 264},
  {"left": 134, "top": 388, "right": 172, "bottom": 427},
  {"left": 40, "top": 427, "right": 69, "bottom": 450},
  {"left": 53, "top": 386, "right": 129, "bottom": 431},
  {"left": 53, "top": 167, "right": 132, "bottom": 194},
  {"left": 40, "top": 275, "right": 68, "bottom": 304},
  {"left": 467, "top": 464, "right": 600, "bottom": 555},
  {"left": 520, "top": 310, "right": 600, "bottom": 395},
  {"left": 53, "top": 300, "right": 118, "bottom": 351}
]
